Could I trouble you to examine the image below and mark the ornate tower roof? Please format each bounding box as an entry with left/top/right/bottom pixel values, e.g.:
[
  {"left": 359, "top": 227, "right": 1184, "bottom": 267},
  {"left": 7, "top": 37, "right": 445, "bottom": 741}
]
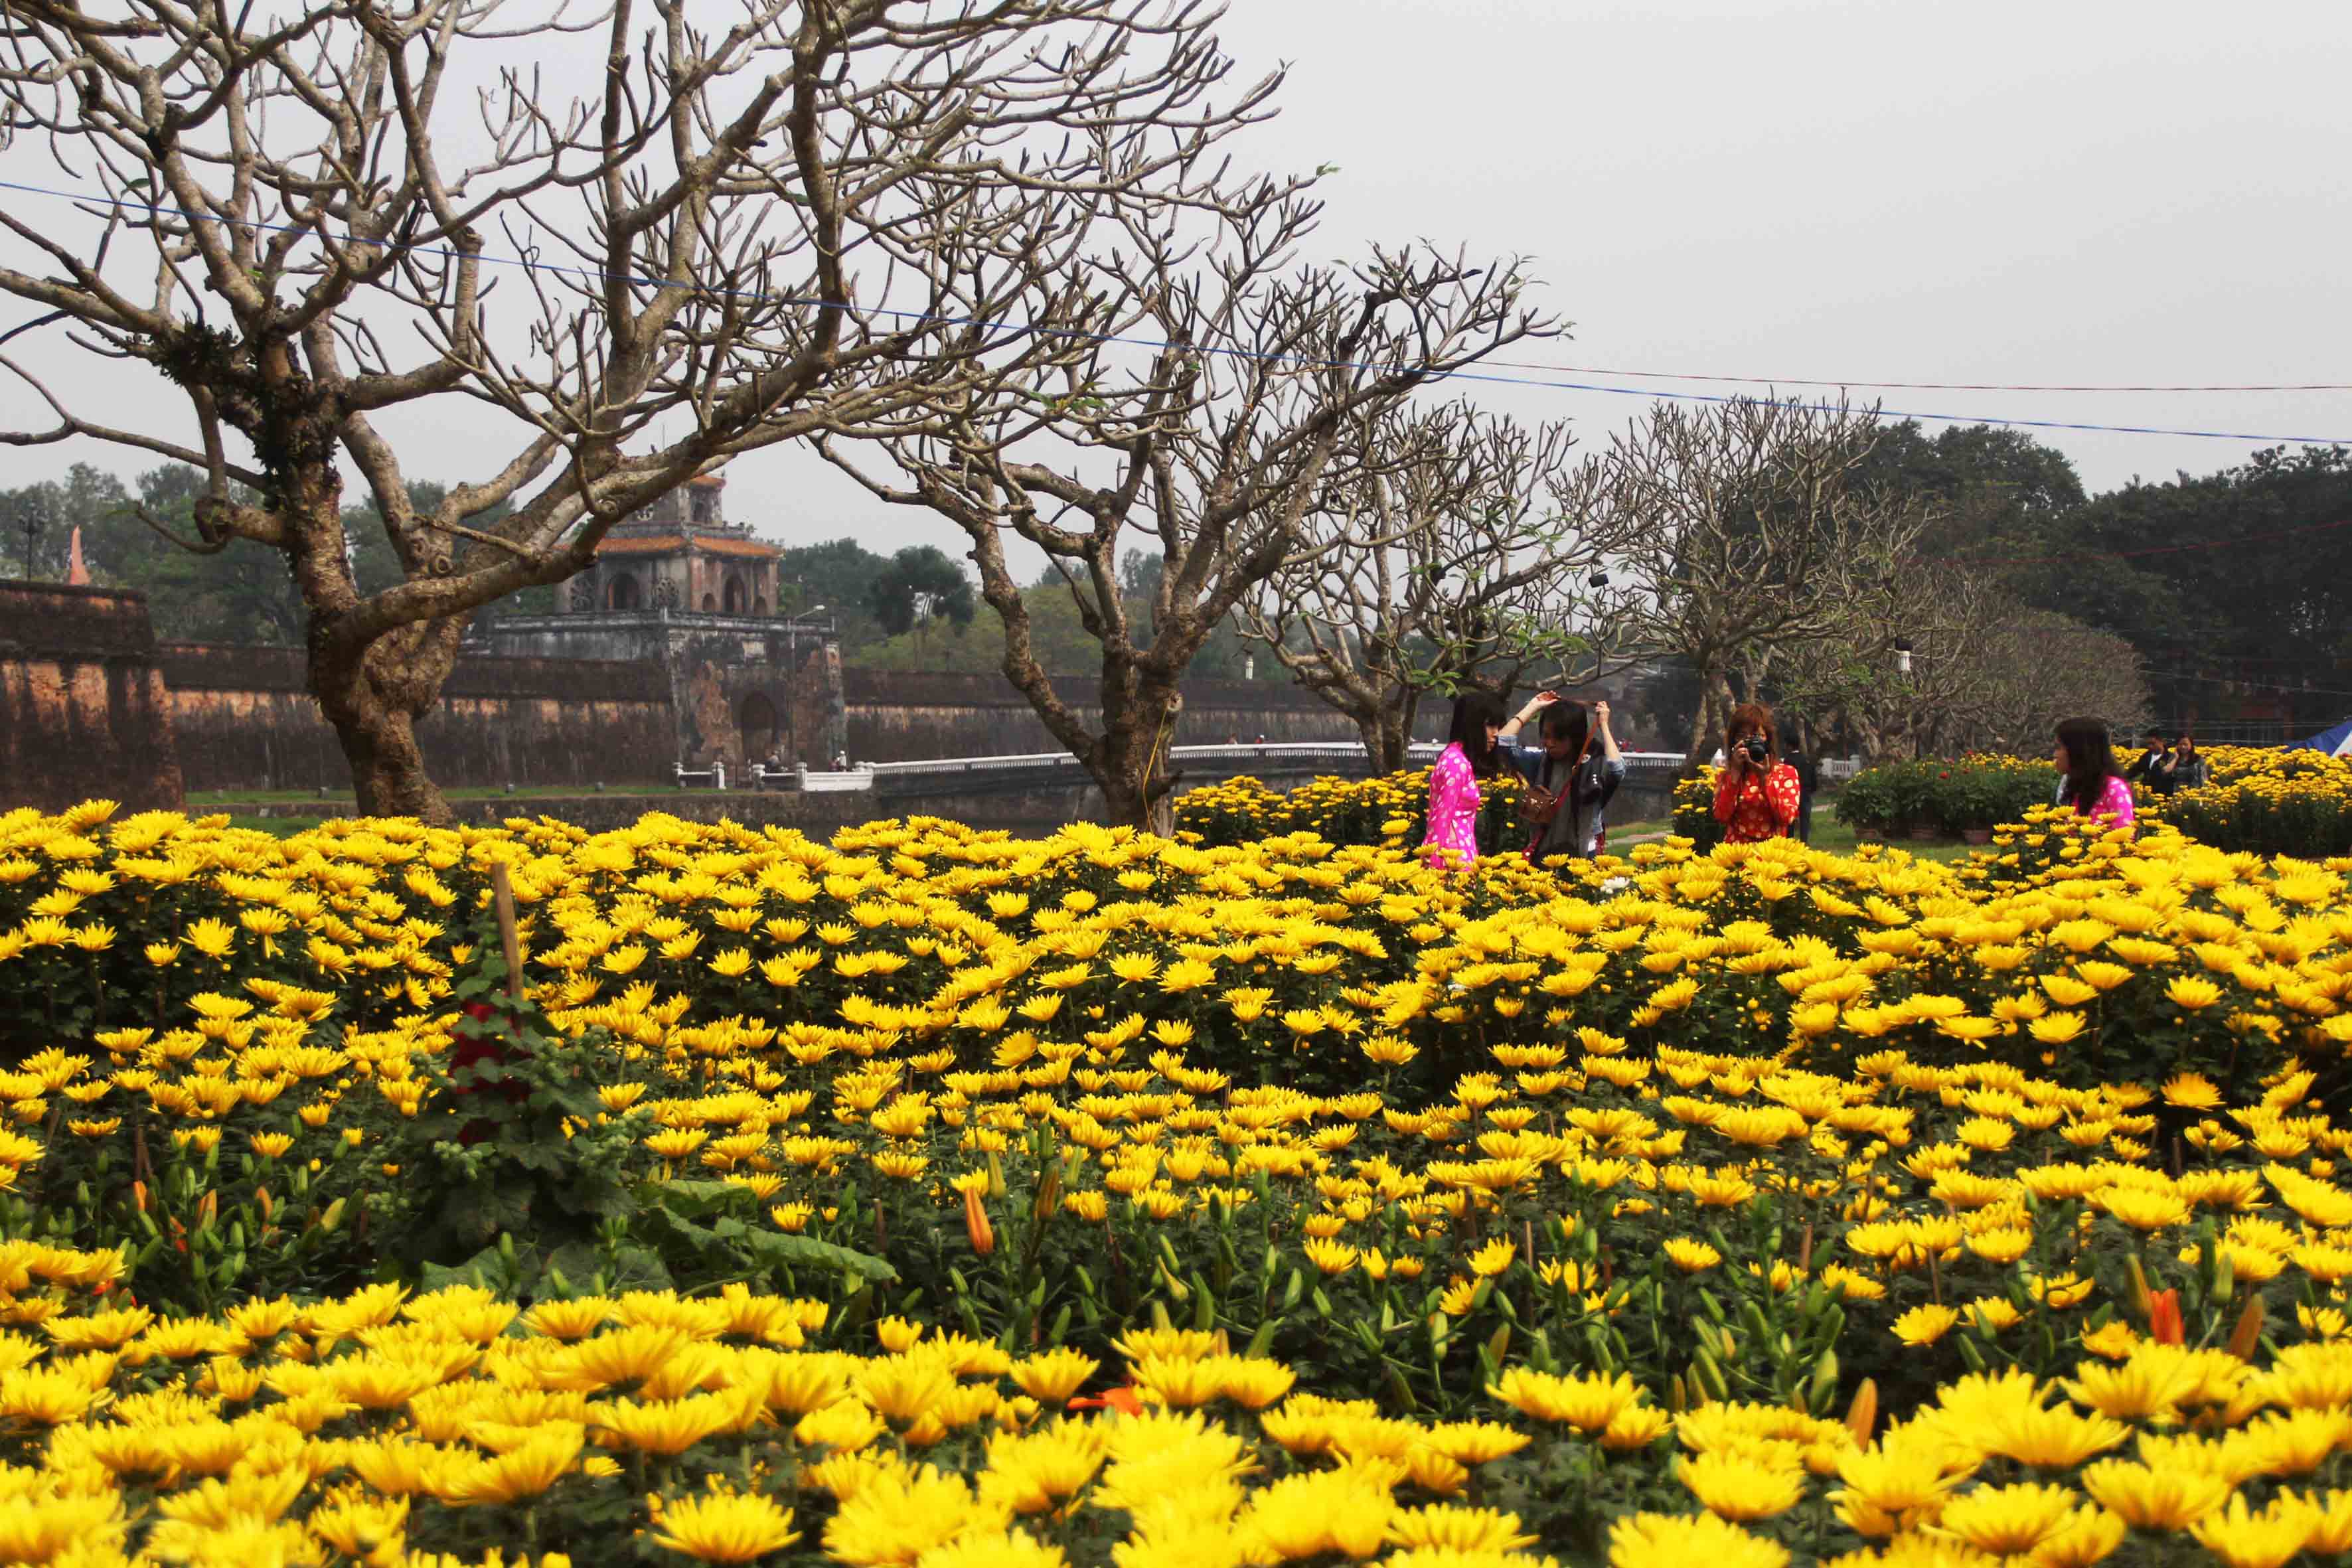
[{"left": 564, "top": 475, "right": 784, "bottom": 616}]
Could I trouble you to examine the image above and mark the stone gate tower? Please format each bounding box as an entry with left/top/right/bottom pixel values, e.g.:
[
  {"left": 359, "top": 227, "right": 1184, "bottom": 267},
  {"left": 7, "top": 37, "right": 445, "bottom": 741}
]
[
  {"left": 560, "top": 475, "right": 785, "bottom": 617},
  {"left": 469, "top": 475, "right": 846, "bottom": 771}
]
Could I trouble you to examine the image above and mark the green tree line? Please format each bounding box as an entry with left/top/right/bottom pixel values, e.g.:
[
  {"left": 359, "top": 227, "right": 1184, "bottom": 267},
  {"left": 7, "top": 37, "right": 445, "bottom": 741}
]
[{"left": 11, "top": 438, "right": 2346, "bottom": 732}]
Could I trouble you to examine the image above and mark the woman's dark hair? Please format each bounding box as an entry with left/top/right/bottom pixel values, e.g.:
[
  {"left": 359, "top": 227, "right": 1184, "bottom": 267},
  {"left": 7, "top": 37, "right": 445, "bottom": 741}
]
[
  {"left": 1725, "top": 702, "right": 1779, "bottom": 767},
  {"left": 2055, "top": 716, "right": 2122, "bottom": 812},
  {"left": 1447, "top": 691, "right": 1510, "bottom": 777},
  {"left": 1539, "top": 699, "right": 1592, "bottom": 758}
]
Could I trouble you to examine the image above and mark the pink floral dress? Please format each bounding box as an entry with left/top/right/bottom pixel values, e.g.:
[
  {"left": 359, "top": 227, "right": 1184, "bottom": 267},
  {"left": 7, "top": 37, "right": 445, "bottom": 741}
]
[
  {"left": 1423, "top": 743, "right": 1481, "bottom": 869},
  {"left": 2064, "top": 773, "right": 2136, "bottom": 830}
]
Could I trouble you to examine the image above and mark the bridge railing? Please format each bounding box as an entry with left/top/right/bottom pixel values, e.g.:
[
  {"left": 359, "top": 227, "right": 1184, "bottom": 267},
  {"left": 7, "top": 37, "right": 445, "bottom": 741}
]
[{"left": 761, "top": 742, "right": 1691, "bottom": 792}]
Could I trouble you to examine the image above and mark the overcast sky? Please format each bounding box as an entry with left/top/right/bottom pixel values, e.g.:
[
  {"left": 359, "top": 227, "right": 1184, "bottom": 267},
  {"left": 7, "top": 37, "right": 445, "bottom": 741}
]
[{"left": 3, "top": 0, "right": 2347, "bottom": 564}]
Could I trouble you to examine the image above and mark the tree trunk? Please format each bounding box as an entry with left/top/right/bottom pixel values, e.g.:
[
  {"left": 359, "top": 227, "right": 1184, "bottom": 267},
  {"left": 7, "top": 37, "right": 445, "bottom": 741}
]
[
  {"left": 1358, "top": 703, "right": 1412, "bottom": 777},
  {"left": 1095, "top": 670, "right": 1182, "bottom": 834},
  {"left": 1685, "top": 664, "right": 1733, "bottom": 773},
  {"left": 312, "top": 620, "right": 466, "bottom": 825}
]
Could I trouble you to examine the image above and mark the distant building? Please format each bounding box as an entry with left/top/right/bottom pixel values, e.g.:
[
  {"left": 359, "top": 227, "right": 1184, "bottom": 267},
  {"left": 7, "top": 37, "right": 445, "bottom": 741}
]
[
  {"left": 560, "top": 475, "right": 786, "bottom": 617},
  {"left": 472, "top": 475, "right": 844, "bottom": 771}
]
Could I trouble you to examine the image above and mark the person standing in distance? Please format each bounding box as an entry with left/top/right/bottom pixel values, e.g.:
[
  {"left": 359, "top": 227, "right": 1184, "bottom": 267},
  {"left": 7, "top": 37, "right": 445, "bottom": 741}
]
[
  {"left": 1500, "top": 691, "right": 1626, "bottom": 860},
  {"left": 2152, "top": 734, "right": 2206, "bottom": 794},
  {"left": 1711, "top": 702, "right": 1802, "bottom": 843},
  {"left": 1422, "top": 691, "right": 1508, "bottom": 871},
  {"left": 2054, "top": 716, "right": 2136, "bottom": 831}
]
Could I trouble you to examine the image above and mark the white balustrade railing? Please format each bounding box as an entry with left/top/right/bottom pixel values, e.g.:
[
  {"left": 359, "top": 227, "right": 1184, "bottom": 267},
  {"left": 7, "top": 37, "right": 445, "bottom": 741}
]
[{"left": 731, "top": 742, "right": 1696, "bottom": 793}]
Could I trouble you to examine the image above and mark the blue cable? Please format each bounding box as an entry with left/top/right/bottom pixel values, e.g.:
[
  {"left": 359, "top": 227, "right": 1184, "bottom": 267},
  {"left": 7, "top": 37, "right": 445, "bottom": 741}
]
[{"left": 0, "top": 174, "right": 2345, "bottom": 447}]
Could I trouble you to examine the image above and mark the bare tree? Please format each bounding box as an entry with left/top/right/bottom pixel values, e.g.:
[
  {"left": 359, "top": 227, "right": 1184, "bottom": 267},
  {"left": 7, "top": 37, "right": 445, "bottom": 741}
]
[
  {"left": 1597, "top": 396, "right": 1931, "bottom": 767},
  {"left": 1768, "top": 558, "right": 2000, "bottom": 760},
  {"left": 1239, "top": 402, "right": 1622, "bottom": 773},
  {"left": 0, "top": 0, "right": 1270, "bottom": 820},
  {"left": 1966, "top": 608, "right": 2151, "bottom": 752},
  {"left": 1770, "top": 552, "right": 2152, "bottom": 761},
  {"left": 820, "top": 193, "right": 1555, "bottom": 829}
]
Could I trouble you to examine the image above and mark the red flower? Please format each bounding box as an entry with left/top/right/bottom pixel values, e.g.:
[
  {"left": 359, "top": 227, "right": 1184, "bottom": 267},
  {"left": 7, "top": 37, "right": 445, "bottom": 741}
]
[{"left": 2148, "top": 1289, "right": 2185, "bottom": 1346}]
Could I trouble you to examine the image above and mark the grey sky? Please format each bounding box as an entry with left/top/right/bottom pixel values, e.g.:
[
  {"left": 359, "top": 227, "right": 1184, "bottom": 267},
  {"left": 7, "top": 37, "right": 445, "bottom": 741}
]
[{"left": 4, "top": 0, "right": 2347, "bottom": 564}]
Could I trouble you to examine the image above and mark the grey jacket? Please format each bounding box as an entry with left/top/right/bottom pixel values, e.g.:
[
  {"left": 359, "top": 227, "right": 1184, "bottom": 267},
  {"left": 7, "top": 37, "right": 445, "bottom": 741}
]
[{"left": 1508, "top": 744, "right": 1626, "bottom": 859}]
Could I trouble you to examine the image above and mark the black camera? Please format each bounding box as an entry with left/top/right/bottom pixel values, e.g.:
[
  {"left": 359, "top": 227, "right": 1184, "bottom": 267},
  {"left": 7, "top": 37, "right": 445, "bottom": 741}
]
[{"left": 1741, "top": 736, "right": 1768, "bottom": 763}]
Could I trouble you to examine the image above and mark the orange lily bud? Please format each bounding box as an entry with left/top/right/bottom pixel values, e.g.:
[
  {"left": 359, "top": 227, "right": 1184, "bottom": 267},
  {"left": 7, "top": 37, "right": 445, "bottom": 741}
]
[
  {"left": 1845, "top": 1378, "right": 1879, "bottom": 1447},
  {"left": 963, "top": 1186, "right": 995, "bottom": 1257},
  {"left": 2149, "top": 1289, "right": 2185, "bottom": 1346}
]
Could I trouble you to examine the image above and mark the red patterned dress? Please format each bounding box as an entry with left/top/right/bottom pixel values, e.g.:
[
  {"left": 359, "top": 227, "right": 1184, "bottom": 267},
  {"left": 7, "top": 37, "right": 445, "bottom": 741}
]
[{"left": 1712, "top": 761, "right": 1802, "bottom": 844}]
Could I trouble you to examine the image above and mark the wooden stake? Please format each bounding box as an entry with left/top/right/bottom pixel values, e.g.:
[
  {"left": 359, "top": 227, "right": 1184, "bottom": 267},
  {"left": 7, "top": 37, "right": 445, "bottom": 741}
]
[{"left": 489, "top": 862, "right": 524, "bottom": 1000}]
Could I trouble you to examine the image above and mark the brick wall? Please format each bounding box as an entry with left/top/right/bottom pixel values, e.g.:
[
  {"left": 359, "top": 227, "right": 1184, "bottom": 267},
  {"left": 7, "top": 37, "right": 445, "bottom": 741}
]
[
  {"left": 160, "top": 645, "right": 676, "bottom": 793},
  {"left": 0, "top": 582, "right": 184, "bottom": 813}
]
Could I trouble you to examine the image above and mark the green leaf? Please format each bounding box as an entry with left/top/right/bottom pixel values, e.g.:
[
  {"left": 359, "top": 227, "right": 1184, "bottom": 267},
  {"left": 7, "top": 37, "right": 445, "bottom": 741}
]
[{"left": 737, "top": 1227, "right": 898, "bottom": 1285}]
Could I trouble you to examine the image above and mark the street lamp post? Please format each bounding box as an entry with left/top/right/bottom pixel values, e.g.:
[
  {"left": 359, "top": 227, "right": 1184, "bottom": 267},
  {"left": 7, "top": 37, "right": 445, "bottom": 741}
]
[{"left": 16, "top": 498, "right": 46, "bottom": 581}]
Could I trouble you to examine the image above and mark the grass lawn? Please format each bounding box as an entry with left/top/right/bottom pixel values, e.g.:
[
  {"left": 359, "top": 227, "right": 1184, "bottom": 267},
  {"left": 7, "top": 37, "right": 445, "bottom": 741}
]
[
  {"left": 1804, "top": 815, "right": 1982, "bottom": 864},
  {"left": 189, "top": 784, "right": 657, "bottom": 807}
]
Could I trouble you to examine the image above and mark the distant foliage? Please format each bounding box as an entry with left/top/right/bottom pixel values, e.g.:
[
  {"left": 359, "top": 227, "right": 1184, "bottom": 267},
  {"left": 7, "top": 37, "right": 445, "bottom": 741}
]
[{"left": 1834, "top": 755, "right": 2057, "bottom": 837}]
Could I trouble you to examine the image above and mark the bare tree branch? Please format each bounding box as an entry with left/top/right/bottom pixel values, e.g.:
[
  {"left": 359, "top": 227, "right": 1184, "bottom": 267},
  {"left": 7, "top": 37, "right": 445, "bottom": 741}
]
[
  {"left": 0, "top": 0, "right": 1283, "bottom": 819},
  {"left": 1238, "top": 400, "right": 1628, "bottom": 771},
  {"left": 821, "top": 216, "right": 1560, "bottom": 826}
]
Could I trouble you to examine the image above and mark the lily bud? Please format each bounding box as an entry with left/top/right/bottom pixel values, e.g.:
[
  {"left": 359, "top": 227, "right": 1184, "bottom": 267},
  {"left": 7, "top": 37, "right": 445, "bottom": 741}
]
[
  {"left": 1845, "top": 1378, "right": 1879, "bottom": 1447},
  {"left": 2226, "top": 1293, "right": 2265, "bottom": 1362},
  {"left": 2148, "top": 1288, "right": 2185, "bottom": 1346},
  {"left": 962, "top": 1186, "right": 996, "bottom": 1257}
]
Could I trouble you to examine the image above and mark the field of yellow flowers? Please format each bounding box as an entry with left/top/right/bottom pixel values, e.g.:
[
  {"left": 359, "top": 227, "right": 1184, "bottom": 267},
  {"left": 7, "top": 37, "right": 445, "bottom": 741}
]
[
  {"left": 1, "top": 797, "right": 2352, "bottom": 1565},
  {"left": 2160, "top": 747, "right": 2352, "bottom": 860}
]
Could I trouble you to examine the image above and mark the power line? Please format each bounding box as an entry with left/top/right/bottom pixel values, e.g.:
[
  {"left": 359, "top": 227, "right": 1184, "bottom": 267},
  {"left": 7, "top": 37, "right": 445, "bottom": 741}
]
[
  {"left": 3, "top": 175, "right": 2351, "bottom": 447},
  {"left": 1476, "top": 360, "right": 2352, "bottom": 395}
]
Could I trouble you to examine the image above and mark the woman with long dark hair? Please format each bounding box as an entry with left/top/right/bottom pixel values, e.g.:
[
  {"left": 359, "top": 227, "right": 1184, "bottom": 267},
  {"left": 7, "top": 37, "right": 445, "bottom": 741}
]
[
  {"left": 2053, "top": 716, "right": 2135, "bottom": 830},
  {"left": 1423, "top": 690, "right": 1508, "bottom": 869},
  {"left": 1502, "top": 694, "right": 1626, "bottom": 860},
  {"left": 1710, "top": 702, "right": 1803, "bottom": 844},
  {"left": 2152, "top": 734, "right": 2207, "bottom": 794}
]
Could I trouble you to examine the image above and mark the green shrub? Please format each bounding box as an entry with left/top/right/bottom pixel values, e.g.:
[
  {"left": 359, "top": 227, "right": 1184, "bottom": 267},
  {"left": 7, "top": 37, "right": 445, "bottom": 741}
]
[{"left": 1834, "top": 754, "right": 2055, "bottom": 836}]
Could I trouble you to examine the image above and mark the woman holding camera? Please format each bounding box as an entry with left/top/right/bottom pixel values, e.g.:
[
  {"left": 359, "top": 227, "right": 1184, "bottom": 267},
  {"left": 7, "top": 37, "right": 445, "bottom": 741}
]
[{"left": 1711, "top": 702, "right": 1803, "bottom": 844}]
